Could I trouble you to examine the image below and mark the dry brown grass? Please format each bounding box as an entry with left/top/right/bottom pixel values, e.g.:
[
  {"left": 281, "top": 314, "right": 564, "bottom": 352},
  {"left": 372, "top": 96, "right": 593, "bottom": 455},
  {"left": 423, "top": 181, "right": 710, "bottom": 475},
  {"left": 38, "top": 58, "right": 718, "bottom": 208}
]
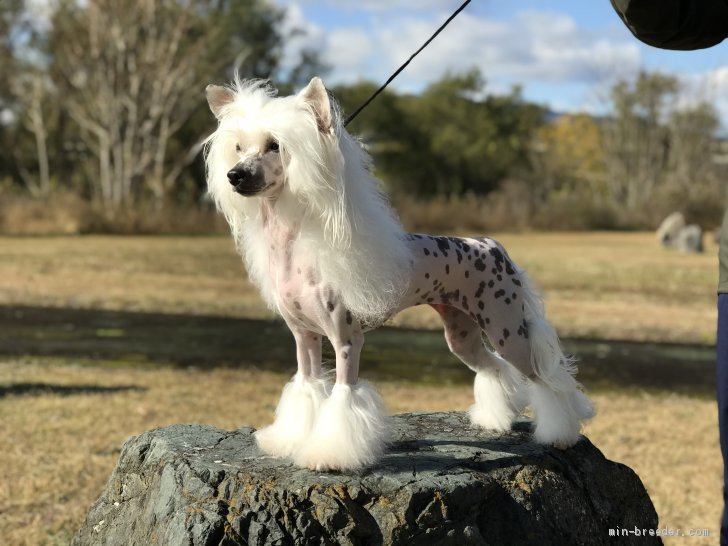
[
  {"left": 0, "top": 232, "right": 722, "bottom": 543},
  {"left": 0, "top": 232, "right": 719, "bottom": 343},
  {"left": 0, "top": 359, "right": 720, "bottom": 546}
]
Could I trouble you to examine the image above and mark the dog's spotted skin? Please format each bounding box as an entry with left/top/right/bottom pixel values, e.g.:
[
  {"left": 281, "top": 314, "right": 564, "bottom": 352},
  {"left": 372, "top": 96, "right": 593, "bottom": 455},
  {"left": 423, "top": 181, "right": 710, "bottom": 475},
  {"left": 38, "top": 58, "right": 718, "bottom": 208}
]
[
  {"left": 398, "top": 234, "right": 533, "bottom": 377},
  {"left": 263, "top": 207, "right": 534, "bottom": 382}
]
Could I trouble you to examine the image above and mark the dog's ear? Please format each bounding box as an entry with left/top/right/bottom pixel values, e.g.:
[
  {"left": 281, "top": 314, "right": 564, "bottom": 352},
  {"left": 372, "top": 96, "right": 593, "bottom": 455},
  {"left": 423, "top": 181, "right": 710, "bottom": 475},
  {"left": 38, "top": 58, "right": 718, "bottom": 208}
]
[
  {"left": 206, "top": 85, "right": 235, "bottom": 119},
  {"left": 298, "top": 77, "right": 332, "bottom": 134}
]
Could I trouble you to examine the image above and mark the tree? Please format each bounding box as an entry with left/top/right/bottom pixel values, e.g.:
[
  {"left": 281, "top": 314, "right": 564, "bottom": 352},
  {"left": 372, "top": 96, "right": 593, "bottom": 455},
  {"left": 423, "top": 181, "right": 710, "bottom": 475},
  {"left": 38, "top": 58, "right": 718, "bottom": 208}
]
[
  {"left": 601, "top": 71, "right": 679, "bottom": 209},
  {"left": 44, "top": 0, "right": 313, "bottom": 207},
  {"left": 334, "top": 70, "right": 545, "bottom": 198},
  {"left": 667, "top": 102, "right": 720, "bottom": 191},
  {"left": 531, "top": 113, "right": 606, "bottom": 201}
]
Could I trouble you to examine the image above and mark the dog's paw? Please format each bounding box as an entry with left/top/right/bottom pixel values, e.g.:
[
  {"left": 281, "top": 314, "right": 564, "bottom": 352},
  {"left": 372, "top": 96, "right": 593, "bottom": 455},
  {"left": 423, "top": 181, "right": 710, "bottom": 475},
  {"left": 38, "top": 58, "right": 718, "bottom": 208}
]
[
  {"left": 293, "top": 382, "right": 389, "bottom": 472},
  {"left": 255, "top": 374, "right": 329, "bottom": 458}
]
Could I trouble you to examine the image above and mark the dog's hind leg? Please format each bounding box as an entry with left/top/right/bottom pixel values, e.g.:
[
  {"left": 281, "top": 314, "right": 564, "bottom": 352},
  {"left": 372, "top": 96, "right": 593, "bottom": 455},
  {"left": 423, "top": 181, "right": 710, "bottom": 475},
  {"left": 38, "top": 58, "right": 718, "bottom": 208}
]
[
  {"left": 486, "top": 271, "right": 595, "bottom": 448},
  {"left": 294, "top": 317, "right": 388, "bottom": 471},
  {"left": 431, "top": 304, "right": 526, "bottom": 432},
  {"left": 254, "top": 329, "right": 330, "bottom": 458}
]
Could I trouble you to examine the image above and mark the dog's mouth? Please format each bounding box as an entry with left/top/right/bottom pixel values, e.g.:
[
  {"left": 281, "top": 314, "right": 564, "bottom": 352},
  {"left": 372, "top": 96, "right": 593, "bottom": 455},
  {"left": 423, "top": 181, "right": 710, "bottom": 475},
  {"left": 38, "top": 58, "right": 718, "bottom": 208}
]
[{"left": 232, "top": 183, "right": 271, "bottom": 197}]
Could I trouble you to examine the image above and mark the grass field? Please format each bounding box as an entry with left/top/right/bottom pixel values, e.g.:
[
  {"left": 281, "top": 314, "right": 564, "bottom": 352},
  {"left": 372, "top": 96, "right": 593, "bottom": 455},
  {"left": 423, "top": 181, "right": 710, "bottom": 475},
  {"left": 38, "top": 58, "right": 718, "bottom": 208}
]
[
  {"left": 0, "top": 232, "right": 722, "bottom": 544},
  {"left": 0, "top": 232, "right": 719, "bottom": 343}
]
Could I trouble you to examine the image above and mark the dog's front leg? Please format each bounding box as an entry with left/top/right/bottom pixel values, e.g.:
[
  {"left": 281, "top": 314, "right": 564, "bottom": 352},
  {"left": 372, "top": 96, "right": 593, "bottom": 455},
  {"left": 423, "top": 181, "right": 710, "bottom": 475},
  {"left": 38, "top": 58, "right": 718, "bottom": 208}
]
[
  {"left": 254, "top": 328, "right": 330, "bottom": 458},
  {"left": 294, "top": 317, "right": 389, "bottom": 471}
]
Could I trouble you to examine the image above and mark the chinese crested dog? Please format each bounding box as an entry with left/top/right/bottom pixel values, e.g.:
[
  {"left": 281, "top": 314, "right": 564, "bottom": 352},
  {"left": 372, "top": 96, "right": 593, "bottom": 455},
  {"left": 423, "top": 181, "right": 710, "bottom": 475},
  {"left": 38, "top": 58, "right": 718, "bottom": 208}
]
[{"left": 204, "top": 77, "right": 595, "bottom": 471}]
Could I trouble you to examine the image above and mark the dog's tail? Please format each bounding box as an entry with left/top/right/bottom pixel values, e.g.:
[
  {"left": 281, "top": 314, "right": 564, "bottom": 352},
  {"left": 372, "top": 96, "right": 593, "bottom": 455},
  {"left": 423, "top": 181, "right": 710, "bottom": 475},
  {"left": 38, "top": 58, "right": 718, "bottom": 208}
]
[{"left": 519, "top": 268, "right": 595, "bottom": 445}]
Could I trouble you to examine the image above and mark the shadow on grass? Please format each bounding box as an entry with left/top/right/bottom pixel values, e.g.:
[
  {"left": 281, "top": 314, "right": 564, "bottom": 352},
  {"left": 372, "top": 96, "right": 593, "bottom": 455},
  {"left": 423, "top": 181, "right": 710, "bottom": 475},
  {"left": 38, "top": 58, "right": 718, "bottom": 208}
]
[
  {"left": 0, "top": 382, "right": 145, "bottom": 398},
  {"left": 0, "top": 305, "right": 716, "bottom": 397}
]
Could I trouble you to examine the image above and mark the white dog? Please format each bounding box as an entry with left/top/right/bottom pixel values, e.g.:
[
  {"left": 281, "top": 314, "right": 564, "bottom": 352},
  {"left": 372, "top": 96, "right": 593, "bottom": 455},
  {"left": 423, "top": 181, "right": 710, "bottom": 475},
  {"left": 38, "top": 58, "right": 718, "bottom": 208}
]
[{"left": 204, "top": 77, "right": 594, "bottom": 471}]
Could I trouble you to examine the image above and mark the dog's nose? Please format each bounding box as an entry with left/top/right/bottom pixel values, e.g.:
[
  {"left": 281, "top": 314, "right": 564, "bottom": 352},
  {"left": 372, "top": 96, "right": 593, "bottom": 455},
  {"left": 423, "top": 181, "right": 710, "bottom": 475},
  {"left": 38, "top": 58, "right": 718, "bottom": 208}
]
[{"left": 227, "top": 167, "right": 247, "bottom": 186}]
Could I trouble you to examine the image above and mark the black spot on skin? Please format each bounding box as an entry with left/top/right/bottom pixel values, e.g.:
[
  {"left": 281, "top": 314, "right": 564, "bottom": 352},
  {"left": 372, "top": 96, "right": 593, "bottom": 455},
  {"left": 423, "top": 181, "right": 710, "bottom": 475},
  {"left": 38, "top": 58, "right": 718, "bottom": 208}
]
[
  {"left": 327, "top": 301, "right": 335, "bottom": 312},
  {"left": 478, "top": 301, "right": 485, "bottom": 310},
  {"left": 512, "top": 278, "right": 522, "bottom": 286},
  {"left": 499, "top": 339, "right": 505, "bottom": 347},
  {"left": 491, "top": 268, "right": 498, "bottom": 275},
  {"left": 462, "top": 243, "right": 470, "bottom": 252},
  {"left": 462, "top": 295, "right": 469, "bottom": 310},
  {"left": 474, "top": 249, "right": 480, "bottom": 258},
  {"left": 346, "top": 311, "right": 353, "bottom": 325},
  {"left": 489, "top": 247, "right": 506, "bottom": 273},
  {"left": 347, "top": 338, "right": 351, "bottom": 345},
  {"left": 453, "top": 289, "right": 460, "bottom": 301},
  {"left": 342, "top": 351, "right": 348, "bottom": 359},
  {"left": 421, "top": 291, "right": 430, "bottom": 300},
  {"left": 433, "top": 253, "right": 438, "bottom": 258},
  {"left": 488, "top": 280, "right": 495, "bottom": 288},
  {"left": 503, "top": 328, "right": 510, "bottom": 339},
  {"left": 474, "top": 259, "right": 486, "bottom": 271},
  {"left": 505, "top": 298, "right": 511, "bottom": 305},
  {"left": 475, "top": 281, "right": 486, "bottom": 298},
  {"left": 477, "top": 315, "right": 485, "bottom": 329},
  {"left": 518, "top": 322, "right": 530, "bottom": 339},
  {"left": 456, "top": 250, "right": 463, "bottom": 264},
  {"left": 424, "top": 248, "right": 430, "bottom": 256},
  {"left": 415, "top": 288, "right": 420, "bottom": 294},
  {"left": 436, "top": 237, "right": 450, "bottom": 257},
  {"left": 505, "top": 260, "right": 516, "bottom": 275},
  {"left": 512, "top": 293, "right": 517, "bottom": 300},
  {"left": 433, "top": 279, "right": 438, "bottom": 286},
  {"left": 485, "top": 317, "right": 491, "bottom": 324},
  {"left": 460, "top": 330, "right": 468, "bottom": 338},
  {"left": 494, "top": 289, "right": 505, "bottom": 299},
  {"left": 425, "top": 273, "right": 430, "bottom": 279},
  {"left": 467, "top": 255, "right": 471, "bottom": 261},
  {"left": 445, "top": 264, "right": 450, "bottom": 275},
  {"left": 497, "top": 274, "right": 502, "bottom": 281},
  {"left": 285, "top": 291, "right": 292, "bottom": 298},
  {"left": 427, "top": 297, "right": 434, "bottom": 303},
  {"left": 464, "top": 271, "right": 469, "bottom": 278},
  {"left": 294, "top": 301, "right": 302, "bottom": 310}
]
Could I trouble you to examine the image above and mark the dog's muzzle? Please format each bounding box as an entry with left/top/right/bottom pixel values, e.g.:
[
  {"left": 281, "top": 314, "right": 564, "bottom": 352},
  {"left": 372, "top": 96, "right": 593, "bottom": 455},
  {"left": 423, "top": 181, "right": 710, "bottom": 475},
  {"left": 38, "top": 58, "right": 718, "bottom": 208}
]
[{"left": 227, "top": 161, "right": 266, "bottom": 196}]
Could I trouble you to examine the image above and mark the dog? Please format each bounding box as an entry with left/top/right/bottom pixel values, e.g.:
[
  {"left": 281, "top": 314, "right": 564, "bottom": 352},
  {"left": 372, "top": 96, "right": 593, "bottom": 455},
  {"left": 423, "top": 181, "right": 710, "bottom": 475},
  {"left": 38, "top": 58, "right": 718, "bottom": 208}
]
[{"left": 204, "top": 77, "right": 595, "bottom": 471}]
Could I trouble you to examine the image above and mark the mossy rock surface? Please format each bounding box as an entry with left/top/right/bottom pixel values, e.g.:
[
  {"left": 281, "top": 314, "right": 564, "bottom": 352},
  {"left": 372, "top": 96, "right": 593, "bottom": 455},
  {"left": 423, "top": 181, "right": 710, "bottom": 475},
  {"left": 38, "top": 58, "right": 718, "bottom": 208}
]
[{"left": 73, "top": 412, "right": 661, "bottom": 546}]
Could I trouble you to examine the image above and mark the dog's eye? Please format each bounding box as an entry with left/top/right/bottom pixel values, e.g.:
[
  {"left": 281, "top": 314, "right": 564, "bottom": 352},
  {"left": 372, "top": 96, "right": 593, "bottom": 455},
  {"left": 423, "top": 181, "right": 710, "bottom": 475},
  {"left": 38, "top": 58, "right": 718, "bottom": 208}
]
[
  {"left": 235, "top": 143, "right": 241, "bottom": 153},
  {"left": 268, "top": 140, "right": 279, "bottom": 153}
]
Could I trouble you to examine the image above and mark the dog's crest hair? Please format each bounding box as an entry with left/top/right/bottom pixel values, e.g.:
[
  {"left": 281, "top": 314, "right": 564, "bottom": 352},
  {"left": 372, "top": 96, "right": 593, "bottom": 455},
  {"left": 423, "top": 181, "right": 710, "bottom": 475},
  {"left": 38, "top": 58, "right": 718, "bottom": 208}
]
[{"left": 204, "top": 78, "right": 413, "bottom": 322}]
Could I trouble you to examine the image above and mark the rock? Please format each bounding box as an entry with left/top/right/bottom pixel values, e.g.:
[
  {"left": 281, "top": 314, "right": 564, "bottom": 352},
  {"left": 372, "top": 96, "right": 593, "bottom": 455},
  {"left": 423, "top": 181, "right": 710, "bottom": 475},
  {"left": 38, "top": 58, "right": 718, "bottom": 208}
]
[
  {"left": 656, "top": 212, "right": 685, "bottom": 247},
  {"left": 73, "top": 412, "right": 661, "bottom": 546},
  {"left": 675, "top": 224, "right": 704, "bottom": 253}
]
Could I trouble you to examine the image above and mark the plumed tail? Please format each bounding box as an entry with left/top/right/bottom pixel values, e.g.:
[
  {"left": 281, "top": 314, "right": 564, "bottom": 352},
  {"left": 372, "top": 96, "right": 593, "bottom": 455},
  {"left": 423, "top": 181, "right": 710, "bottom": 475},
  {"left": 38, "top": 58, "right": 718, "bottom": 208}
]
[{"left": 520, "top": 269, "right": 595, "bottom": 422}]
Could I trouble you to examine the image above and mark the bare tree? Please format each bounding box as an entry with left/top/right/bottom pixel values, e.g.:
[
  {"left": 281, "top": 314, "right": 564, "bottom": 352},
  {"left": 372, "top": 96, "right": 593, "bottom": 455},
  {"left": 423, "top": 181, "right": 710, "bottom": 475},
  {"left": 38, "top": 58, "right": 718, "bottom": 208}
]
[
  {"left": 601, "top": 71, "right": 678, "bottom": 209},
  {"left": 667, "top": 102, "right": 720, "bottom": 191},
  {"left": 49, "top": 0, "right": 284, "bottom": 207},
  {"left": 13, "top": 72, "right": 52, "bottom": 196}
]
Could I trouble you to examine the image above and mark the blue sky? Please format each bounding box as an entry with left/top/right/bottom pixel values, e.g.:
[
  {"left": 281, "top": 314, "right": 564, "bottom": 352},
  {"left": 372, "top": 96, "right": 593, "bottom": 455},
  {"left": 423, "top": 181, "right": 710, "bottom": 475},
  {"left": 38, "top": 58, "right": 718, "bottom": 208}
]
[{"left": 276, "top": 0, "right": 728, "bottom": 126}]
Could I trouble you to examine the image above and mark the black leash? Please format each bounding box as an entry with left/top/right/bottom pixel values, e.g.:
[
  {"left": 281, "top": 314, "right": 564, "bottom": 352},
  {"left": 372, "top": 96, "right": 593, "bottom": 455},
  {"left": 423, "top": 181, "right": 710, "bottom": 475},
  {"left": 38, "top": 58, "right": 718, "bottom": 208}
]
[{"left": 343, "top": 0, "right": 472, "bottom": 128}]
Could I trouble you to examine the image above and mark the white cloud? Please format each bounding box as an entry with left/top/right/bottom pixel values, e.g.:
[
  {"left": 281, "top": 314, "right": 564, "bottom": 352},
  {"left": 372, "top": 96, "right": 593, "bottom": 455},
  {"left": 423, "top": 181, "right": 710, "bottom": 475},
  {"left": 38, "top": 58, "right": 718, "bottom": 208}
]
[
  {"left": 291, "top": 0, "right": 455, "bottom": 11},
  {"left": 278, "top": 3, "right": 326, "bottom": 75},
  {"left": 285, "top": 8, "right": 642, "bottom": 93}
]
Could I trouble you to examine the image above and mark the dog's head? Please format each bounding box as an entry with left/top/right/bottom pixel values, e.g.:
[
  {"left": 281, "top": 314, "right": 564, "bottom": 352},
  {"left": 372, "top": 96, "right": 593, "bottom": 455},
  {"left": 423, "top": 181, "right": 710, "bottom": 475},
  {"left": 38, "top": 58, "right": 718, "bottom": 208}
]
[{"left": 204, "top": 77, "right": 336, "bottom": 202}]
